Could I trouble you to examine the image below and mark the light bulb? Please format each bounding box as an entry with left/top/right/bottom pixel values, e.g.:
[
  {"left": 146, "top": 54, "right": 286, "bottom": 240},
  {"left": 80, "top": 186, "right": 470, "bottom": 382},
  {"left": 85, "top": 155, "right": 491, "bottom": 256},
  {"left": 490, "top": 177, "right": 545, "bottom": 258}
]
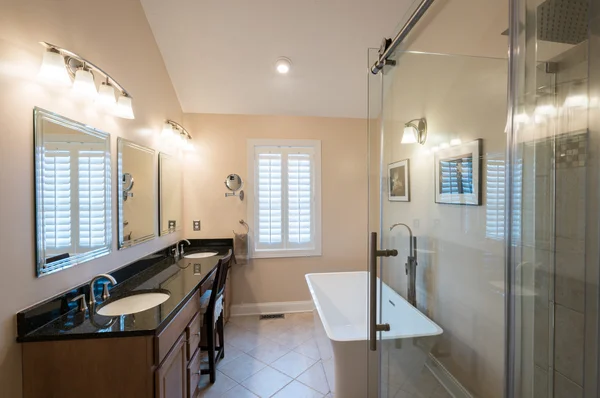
[
  {"left": 38, "top": 49, "right": 71, "bottom": 86},
  {"left": 183, "top": 139, "right": 195, "bottom": 152},
  {"left": 450, "top": 138, "right": 462, "bottom": 146},
  {"left": 440, "top": 143, "right": 450, "bottom": 149},
  {"left": 401, "top": 125, "right": 418, "bottom": 144},
  {"left": 115, "top": 94, "right": 135, "bottom": 119},
  {"left": 96, "top": 82, "right": 116, "bottom": 111},
  {"left": 431, "top": 146, "right": 440, "bottom": 153},
  {"left": 72, "top": 68, "right": 97, "bottom": 99},
  {"left": 275, "top": 57, "right": 292, "bottom": 74}
]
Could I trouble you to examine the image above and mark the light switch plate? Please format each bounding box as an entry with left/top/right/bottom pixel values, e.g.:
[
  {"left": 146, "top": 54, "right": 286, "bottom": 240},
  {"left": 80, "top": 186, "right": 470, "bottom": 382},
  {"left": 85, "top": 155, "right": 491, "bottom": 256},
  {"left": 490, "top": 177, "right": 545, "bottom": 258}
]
[{"left": 193, "top": 220, "right": 201, "bottom": 231}]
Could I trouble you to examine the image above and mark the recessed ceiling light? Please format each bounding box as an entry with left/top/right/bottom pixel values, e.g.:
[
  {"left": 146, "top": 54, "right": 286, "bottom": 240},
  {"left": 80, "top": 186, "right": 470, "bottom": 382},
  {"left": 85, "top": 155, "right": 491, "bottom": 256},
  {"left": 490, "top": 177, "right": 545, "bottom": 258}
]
[{"left": 275, "top": 57, "right": 292, "bottom": 74}]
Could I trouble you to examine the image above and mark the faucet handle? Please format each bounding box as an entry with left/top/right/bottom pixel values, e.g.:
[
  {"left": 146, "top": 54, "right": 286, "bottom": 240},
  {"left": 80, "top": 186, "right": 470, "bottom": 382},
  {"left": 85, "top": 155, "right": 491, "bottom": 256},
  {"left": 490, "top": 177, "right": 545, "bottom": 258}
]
[
  {"left": 100, "top": 281, "right": 112, "bottom": 301},
  {"left": 70, "top": 294, "right": 88, "bottom": 313}
]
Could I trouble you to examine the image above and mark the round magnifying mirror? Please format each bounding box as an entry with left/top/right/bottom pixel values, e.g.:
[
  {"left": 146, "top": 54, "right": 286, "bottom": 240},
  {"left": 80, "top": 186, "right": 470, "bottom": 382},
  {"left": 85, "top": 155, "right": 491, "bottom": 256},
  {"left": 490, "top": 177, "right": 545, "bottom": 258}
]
[
  {"left": 122, "top": 173, "right": 134, "bottom": 191},
  {"left": 225, "top": 174, "right": 243, "bottom": 191}
]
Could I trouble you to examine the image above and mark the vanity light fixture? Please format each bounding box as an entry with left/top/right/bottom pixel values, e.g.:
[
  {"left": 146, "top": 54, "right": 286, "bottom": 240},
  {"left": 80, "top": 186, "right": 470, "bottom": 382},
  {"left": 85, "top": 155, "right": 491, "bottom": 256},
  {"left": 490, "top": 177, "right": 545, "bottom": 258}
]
[
  {"left": 163, "top": 120, "right": 194, "bottom": 152},
  {"left": 38, "top": 42, "right": 134, "bottom": 119},
  {"left": 275, "top": 57, "right": 292, "bottom": 74},
  {"left": 401, "top": 118, "right": 427, "bottom": 145}
]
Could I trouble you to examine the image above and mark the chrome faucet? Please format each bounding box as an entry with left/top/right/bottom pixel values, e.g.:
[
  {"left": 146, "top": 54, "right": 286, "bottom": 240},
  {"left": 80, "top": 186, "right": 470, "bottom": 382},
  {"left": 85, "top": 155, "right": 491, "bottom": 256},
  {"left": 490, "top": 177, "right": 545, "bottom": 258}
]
[
  {"left": 390, "top": 223, "right": 418, "bottom": 307},
  {"left": 173, "top": 239, "right": 191, "bottom": 259},
  {"left": 89, "top": 274, "right": 117, "bottom": 306}
]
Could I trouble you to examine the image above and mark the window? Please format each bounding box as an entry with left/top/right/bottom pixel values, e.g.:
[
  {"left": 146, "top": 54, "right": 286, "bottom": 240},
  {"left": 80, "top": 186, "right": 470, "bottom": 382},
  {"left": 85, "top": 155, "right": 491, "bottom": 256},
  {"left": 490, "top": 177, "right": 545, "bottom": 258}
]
[{"left": 247, "top": 140, "right": 322, "bottom": 258}]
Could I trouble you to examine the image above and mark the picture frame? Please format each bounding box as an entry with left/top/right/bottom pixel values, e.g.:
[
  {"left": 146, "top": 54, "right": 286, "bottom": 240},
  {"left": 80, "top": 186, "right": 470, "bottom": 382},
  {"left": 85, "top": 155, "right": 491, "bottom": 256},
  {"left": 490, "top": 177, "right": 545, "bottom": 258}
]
[
  {"left": 434, "top": 139, "right": 482, "bottom": 206},
  {"left": 388, "top": 159, "right": 410, "bottom": 202}
]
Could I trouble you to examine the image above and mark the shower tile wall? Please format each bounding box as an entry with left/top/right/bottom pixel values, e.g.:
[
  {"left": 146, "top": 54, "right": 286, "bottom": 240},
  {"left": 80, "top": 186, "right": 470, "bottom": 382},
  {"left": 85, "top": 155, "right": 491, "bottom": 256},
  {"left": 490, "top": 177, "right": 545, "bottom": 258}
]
[{"left": 531, "top": 61, "right": 589, "bottom": 397}]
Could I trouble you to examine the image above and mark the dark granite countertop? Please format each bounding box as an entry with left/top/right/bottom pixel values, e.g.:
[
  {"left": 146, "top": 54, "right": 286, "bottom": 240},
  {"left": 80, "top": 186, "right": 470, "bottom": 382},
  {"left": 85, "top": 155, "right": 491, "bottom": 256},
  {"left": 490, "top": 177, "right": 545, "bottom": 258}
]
[{"left": 17, "top": 243, "right": 231, "bottom": 343}]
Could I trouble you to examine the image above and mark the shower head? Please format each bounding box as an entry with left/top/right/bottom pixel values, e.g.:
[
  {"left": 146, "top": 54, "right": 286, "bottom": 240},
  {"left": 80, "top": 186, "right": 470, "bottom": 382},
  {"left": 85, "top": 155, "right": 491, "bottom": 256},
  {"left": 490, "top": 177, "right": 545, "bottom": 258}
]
[{"left": 537, "top": 0, "right": 588, "bottom": 45}]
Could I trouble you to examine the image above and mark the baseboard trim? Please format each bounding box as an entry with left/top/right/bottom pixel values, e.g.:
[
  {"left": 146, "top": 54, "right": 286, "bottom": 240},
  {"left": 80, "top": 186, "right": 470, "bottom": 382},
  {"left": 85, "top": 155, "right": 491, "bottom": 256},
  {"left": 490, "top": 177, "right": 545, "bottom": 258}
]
[
  {"left": 426, "top": 353, "right": 473, "bottom": 398},
  {"left": 230, "top": 301, "right": 314, "bottom": 317}
]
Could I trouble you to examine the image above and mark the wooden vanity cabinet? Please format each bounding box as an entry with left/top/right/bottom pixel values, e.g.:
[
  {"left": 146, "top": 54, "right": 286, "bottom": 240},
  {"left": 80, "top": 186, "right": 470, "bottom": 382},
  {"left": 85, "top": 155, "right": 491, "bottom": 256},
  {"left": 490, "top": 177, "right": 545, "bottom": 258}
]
[
  {"left": 156, "top": 334, "right": 187, "bottom": 398},
  {"left": 22, "top": 291, "right": 205, "bottom": 398}
]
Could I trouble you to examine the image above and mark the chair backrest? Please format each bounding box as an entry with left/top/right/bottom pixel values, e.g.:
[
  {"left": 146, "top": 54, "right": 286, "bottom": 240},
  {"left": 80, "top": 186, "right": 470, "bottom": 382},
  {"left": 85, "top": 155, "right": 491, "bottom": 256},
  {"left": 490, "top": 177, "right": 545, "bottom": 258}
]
[{"left": 207, "top": 250, "right": 233, "bottom": 318}]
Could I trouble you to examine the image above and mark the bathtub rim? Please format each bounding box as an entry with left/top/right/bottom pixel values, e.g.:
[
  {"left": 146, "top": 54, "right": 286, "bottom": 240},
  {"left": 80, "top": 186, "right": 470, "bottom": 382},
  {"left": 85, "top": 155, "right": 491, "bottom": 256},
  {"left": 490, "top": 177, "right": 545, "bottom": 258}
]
[{"left": 305, "top": 271, "right": 443, "bottom": 343}]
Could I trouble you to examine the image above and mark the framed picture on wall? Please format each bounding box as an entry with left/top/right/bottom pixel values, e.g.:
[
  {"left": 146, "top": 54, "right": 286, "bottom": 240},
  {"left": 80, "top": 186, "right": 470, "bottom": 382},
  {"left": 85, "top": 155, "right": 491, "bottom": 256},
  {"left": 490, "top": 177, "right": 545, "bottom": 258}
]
[
  {"left": 388, "top": 159, "right": 410, "bottom": 202},
  {"left": 434, "top": 139, "right": 482, "bottom": 206}
]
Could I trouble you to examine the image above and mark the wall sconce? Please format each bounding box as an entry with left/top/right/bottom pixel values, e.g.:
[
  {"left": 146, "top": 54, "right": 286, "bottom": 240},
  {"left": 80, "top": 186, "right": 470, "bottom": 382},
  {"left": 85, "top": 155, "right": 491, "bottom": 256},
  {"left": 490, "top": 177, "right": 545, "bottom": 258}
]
[
  {"left": 401, "top": 118, "right": 427, "bottom": 145},
  {"left": 162, "top": 120, "right": 194, "bottom": 152},
  {"left": 38, "top": 42, "right": 135, "bottom": 119}
]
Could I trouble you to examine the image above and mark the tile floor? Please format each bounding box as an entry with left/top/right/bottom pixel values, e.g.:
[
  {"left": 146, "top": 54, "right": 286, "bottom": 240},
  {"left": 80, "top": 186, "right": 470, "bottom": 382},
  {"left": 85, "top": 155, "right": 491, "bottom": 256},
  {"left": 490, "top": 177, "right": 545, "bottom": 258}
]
[
  {"left": 197, "top": 312, "right": 450, "bottom": 398},
  {"left": 198, "top": 312, "right": 331, "bottom": 398}
]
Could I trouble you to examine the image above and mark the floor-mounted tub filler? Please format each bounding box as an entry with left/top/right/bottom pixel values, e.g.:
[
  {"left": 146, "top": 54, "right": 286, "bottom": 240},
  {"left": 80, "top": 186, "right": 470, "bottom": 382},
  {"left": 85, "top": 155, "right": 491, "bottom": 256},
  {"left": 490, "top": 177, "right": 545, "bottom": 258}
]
[{"left": 305, "top": 271, "right": 443, "bottom": 398}]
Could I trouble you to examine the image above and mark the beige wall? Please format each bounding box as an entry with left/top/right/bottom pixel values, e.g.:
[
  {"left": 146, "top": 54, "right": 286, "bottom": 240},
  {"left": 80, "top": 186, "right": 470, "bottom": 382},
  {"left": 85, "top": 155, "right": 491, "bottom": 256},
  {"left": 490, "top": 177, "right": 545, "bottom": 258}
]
[
  {"left": 182, "top": 113, "right": 368, "bottom": 304},
  {"left": 0, "top": 1, "right": 183, "bottom": 396},
  {"left": 377, "top": 53, "right": 507, "bottom": 397}
]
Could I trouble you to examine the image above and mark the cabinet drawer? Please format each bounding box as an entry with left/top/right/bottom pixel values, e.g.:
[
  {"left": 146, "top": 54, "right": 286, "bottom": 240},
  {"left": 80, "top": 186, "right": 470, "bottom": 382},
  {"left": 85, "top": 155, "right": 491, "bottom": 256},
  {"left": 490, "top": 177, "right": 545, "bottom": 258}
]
[
  {"left": 156, "top": 291, "right": 201, "bottom": 364},
  {"left": 186, "top": 311, "right": 202, "bottom": 361},
  {"left": 187, "top": 347, "right": 202, "bottom": 398}
]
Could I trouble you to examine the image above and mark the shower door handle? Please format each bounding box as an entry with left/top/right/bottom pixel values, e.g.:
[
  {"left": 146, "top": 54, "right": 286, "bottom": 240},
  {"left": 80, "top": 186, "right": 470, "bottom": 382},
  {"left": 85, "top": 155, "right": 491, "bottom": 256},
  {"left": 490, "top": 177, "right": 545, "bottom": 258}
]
[{"left": 369, "top": 232, "right": 397, "bottom": 351}]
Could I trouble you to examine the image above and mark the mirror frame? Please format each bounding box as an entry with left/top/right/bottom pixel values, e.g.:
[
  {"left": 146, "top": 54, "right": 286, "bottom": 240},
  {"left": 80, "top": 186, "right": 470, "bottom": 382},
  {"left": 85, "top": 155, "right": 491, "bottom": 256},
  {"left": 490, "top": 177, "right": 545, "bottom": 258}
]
[
  {"left": 117, "top": 138, "right": 156, "bottom": 250},
  {"left": 158, "top": 153, "right": 183, "bottom": 236},
  {"left": 34, "top": 107, "right": 112, "bottom": 277}
]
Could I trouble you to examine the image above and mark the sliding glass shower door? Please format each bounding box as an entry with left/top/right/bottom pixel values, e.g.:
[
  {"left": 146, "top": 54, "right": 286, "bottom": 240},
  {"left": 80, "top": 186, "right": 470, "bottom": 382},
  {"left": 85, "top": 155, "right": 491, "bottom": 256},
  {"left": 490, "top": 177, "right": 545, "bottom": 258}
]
[{"left": 367, "top": 48, "right": 508, "bottom": 397}]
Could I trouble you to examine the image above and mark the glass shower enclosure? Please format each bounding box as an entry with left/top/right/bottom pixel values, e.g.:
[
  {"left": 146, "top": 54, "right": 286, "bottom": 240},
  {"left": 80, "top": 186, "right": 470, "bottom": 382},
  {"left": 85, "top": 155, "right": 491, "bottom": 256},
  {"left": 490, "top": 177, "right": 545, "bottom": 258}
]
[{"left": 366, "top": 0, "right": 600, "bottom": 397}]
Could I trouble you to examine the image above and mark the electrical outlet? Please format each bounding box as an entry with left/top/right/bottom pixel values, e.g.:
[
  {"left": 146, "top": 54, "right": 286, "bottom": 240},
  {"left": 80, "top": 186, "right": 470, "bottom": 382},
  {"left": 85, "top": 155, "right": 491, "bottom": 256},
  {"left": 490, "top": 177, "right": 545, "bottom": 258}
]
[
  {"left": 193, "top": 220, "right": 201, "bottom": 231},
  {"left": 168, "top": 220, "right": 176, "bottom": 230}
]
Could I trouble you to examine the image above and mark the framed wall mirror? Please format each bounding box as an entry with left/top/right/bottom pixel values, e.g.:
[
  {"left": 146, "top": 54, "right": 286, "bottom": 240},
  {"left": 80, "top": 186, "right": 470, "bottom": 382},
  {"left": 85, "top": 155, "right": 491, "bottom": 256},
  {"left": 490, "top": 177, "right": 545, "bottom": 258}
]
[
  {"left": 158, "top": 153, "right": 182, "bottom": 236},
  {"left": 34, "top": 107, "right": 112, "bottom": 276},
  {"left": 117, "top": 138, "right": 156, "bottom": 249}
]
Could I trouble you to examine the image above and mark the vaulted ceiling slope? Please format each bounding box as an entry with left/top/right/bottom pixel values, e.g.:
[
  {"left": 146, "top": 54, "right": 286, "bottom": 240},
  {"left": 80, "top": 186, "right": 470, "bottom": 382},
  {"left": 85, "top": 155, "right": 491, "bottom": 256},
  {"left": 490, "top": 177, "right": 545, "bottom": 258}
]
[{"left": 140, "top": 0, "right": 416, "bottom": 118}]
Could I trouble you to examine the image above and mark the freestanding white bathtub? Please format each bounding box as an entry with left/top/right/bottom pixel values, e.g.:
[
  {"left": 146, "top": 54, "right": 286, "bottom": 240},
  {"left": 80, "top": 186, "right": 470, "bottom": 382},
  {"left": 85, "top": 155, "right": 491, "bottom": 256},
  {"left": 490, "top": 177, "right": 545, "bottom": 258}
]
[{"left": 305, "top": 271, "right": 443, "bottom": 398}]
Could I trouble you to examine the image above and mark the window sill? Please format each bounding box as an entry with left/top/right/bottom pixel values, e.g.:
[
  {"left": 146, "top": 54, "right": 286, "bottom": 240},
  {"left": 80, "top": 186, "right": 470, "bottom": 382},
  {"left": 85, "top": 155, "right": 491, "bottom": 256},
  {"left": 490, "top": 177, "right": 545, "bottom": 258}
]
[{"left": 251, "top": 250, "right": 322, "bottom": 259}]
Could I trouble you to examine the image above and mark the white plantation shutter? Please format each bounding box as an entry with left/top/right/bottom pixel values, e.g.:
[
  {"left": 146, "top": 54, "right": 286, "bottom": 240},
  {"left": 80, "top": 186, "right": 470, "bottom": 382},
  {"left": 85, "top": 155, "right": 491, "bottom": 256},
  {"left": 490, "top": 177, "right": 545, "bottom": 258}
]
[
  {"left": 287, "top": 153, "right": 313, "bottom": 246},
  {"left": 249, "top": 141, "right": 321, "bottom": 258},
  {"left": 78, "top": 150, "right": 108, "bottom": 248},
  {"left": 486, "top": 156, "right": 522, "bottom": 240},
  {"left": 43, "top": 150, "right": 72, "bottom": 251},
  {"left": 256, "top": 152, "right": 283, "bottom": 248}
]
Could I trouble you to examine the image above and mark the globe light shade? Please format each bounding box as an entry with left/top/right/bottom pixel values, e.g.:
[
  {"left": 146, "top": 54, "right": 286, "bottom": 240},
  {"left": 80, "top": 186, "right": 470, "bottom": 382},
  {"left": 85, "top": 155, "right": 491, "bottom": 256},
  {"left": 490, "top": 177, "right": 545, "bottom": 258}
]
[
  {"left": 96, "top": 82, "right": 116, "bottom": 111},
  {"left": 72, "top": 68, "right": 97, "bottom": 99},
  {"left": 115, "top": 94, "right": 135, "bottom": 119},
  {"left": 38, "top": 50, "right": 71, "bottom": 86},
  {"left": 401, "top": 125, "right": 418, "bottom": 144}
]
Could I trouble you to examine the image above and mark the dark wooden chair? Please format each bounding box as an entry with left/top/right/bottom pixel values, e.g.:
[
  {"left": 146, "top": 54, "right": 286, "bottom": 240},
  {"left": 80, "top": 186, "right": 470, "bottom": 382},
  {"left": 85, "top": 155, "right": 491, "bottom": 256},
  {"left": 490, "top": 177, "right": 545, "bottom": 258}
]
[{"left": 200, "top": 250, "right": 233, "bottom": 383}]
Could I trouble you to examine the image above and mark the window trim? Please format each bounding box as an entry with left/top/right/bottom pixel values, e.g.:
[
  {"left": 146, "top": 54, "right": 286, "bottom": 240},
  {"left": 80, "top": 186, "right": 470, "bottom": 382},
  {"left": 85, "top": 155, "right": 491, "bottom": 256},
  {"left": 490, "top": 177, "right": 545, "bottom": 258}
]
[{"left": 247, "top": 139, "right": 322, "bottom": 259}]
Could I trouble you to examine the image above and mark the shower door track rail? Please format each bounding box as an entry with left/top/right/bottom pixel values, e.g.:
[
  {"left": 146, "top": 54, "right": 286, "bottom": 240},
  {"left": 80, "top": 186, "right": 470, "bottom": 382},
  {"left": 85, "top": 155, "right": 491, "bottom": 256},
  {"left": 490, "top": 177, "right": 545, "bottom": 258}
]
[{"left": 370, "top": 0, "right": 436, "bottom": 74}]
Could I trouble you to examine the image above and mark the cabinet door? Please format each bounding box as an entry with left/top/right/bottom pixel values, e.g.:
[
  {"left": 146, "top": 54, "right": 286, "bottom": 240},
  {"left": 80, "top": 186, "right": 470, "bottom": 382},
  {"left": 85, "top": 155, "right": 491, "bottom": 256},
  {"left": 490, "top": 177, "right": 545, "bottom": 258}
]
[{"left": 155, "top": 334, "right": 187, "bottom": 398}]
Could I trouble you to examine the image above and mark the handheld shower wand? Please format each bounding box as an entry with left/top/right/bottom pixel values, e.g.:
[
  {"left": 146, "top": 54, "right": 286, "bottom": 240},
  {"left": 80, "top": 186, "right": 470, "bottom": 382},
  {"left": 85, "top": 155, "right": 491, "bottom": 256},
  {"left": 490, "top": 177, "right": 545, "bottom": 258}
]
[{"left": 390, "top": 223, "right": 418, "bottom": 307}]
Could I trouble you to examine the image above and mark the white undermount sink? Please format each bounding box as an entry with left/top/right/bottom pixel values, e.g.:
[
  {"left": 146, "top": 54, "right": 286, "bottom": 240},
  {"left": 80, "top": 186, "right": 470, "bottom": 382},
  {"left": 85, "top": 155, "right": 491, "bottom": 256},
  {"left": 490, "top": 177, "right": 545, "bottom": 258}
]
[
  {"left": 96, "top": 290, "right": 170, "bottom": 316},
  {"left": 185, "top": 252, "right": 218, "bottom": 259}
]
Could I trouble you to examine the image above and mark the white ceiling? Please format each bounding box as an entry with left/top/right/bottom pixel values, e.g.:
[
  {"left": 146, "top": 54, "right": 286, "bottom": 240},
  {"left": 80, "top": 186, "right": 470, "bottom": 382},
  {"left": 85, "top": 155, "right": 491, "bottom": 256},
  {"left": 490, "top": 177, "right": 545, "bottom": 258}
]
[{"left": 140, "top": 0, "right": 416, "bottom": 118}]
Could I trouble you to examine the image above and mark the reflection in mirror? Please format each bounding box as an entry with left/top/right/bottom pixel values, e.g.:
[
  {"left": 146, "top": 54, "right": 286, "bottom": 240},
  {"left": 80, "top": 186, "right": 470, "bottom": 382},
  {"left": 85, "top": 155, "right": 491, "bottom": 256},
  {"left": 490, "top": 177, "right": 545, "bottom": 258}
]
[
  {"left": 224, "top": 174, "right": 243, "bottom": 191},
  {"left": 118, "top": 139, "right": 156, "bottom": 249},
  {"left": 158, "top": 153, "right": 182, "bottom": 236},
  {"left": 34, "top": 107, "right": 112, "bottom": 276}
]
